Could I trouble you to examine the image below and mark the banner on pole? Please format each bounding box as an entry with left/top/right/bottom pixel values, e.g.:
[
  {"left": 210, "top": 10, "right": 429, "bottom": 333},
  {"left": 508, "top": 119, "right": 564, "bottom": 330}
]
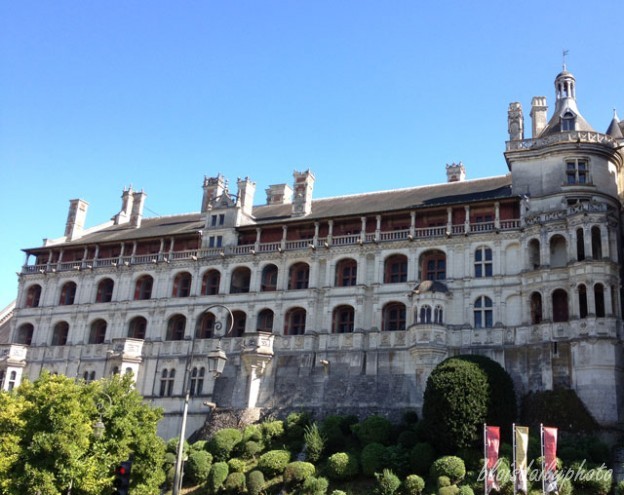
[
  {"left": 543, "top": 426, "right": 558, "bottom": 494},
  {"left": 514, "top": 425, "right": 529, "bottom": 493},
  {"left": 485, "top": 425, "right": 500, "bottom": 493}
]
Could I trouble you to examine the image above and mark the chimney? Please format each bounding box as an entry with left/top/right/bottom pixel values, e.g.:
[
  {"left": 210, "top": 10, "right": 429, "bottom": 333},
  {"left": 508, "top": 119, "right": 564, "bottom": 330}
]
[
  {"left": 64, "top": 199, "right": 89, "bottom": 240},
  {"left": 130, "top": 190, "right": 146, "bottom": 228},
  {"left": 265, "top": 184, "right": 293, "bottom": 205},
  {"left": 446, "top": 162, "right": 466, "bottom": 183},
  {"left": 530, "top": 96, "right": 548, "bottom": 138},
  {"left": 201, "top": 174, "right": 226, "bottom": 213},
  {"left": 112, "top": 186, "right": 134, "bottom": 225},
  {"left": 291, "top": 170, "right": 315, "bottom": 217},
  {"left": 507, "top": 102, "right": 524, "bottom": 141},
  {"left": 236, "top": 177, "right": 256, "bottom": 217}
]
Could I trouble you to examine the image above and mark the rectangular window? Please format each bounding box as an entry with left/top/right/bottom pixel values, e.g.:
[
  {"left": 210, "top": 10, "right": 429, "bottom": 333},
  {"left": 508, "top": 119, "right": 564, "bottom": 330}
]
[
  {"left": 219, "top": 214, "right": 225, "bottom": 225},
  {"left": 209, "top": 236, "right": 215, "bottom": 248},
  {"left": 566, "top": 159, "right": 589, "bottom": 185},
  {"left": 216, "top": 236, "right": 223, "bottom": 248},
  {"left": 211, "top": 215, "right": 217, "bottom": 227}
]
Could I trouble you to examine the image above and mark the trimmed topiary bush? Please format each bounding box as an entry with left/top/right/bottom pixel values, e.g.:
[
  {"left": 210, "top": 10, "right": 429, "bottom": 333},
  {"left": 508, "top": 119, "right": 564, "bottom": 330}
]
[
  {"left": 437, "top": 476, "right": 451, "bottom": 488},
  {"left": 243, "top": 424, "right": 263, "bottom": 442},
  {"left": 191, "top": 439, "right": 207, "bottom": 451},
  {"left": 351, "top": 415, "right": 393, "bottom": 446},
  {"left": 242, "top": 440, "right": 263, "bottom": 459},
  {"left": 398, "top": 429, "right": 419, "bottom": 449},
  {"left": 330, "top": 491, "right": 348, "bottom": 495},
  {"left": 326, "top": 452, "right": 359, "bottom": 480},
  {"left": 430, "top": 456, "right": 466, "bottom": 485},
  {"left": 361, "top": 442, "right": 387, "bottom": 477},
  {"left": 458, "top": 486, "right": 474, "bottom": 495},
  {"left": 247, "top": 470, "right": 265, "bottom": 495},
  {"left": 224, "top": 471, "right": 246, "bottom": 494},
  {"left": 573, "top": 464, "right": 613, "bottom": 495},
  {"left": 207, "top": 461, "right": 229, "bottom": 494},
  {"left": 257, "top": 449, "right": 291, "bottom": 477},
  {"left": 438, "top": 485, "right": 460, "bottom": 495},
  {"left": 185, "top": 449, "right": 212, "bottom": 484},
  {"left": 227, "top": 457, "right": 246, "bottom": 473},
  {"left": 422, "top": 359, "right": 490, "bottom": 452},
  {"left": 207, "top": 428, "right": 243, "bottom": 461},
  {"left": 409, "top": 442, "right": 436, "bottom": 476},
  {"left": 283, "top": 461, "right": 316, "bottom": 486},
  {"left": 385, "top": 445, "right": 410, "bottom": 477},
  {"left": 403, "top": 474, "right": 426, "bottom": 495},
  {"left": 321, "top": 415, "right": 349, "bottom": 454},
  {"left": 301, "top": 475, "right": 329, "bottom": 495},
  {"left": 260, "top": 420, "right": 285, "bottom": 444},
  {"left": 374, "top": 469, "right": 401, "bottom": 495}
]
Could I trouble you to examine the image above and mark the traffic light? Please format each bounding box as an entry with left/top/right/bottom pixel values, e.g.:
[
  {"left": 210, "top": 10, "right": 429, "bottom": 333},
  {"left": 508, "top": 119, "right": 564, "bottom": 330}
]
[{"left": 113, "top": 459, "right": 132, "bottom": 495}]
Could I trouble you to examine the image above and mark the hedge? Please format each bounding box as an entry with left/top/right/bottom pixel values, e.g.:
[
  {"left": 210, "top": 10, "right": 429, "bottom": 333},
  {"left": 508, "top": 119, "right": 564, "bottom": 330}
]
[{"left": 257, "top": 449, "right": 291, "bottom": 477}]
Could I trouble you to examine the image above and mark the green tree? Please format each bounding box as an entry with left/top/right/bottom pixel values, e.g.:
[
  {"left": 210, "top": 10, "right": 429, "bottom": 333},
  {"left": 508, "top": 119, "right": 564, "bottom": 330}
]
[{"left": 0, "top": 372, "right": 165, "bottom": 495}]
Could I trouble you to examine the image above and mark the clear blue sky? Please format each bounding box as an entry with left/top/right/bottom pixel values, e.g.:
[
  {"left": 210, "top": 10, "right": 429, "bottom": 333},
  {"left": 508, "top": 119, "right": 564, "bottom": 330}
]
[{"left": 1, "top": 1, "right": 623, "bottom": 309}]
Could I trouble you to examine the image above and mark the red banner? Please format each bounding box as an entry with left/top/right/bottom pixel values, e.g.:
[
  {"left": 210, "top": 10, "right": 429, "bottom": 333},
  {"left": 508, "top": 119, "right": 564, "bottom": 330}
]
[
  {"left": 543, "top": 426, "right": 558, "bottom": 472},
  {"left": 485, "top": 426, "right": 500, "bottom": 469}
]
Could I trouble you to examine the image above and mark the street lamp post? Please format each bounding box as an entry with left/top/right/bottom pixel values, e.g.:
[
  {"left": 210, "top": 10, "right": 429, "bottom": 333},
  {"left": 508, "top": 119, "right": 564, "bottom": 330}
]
[{"left": 172, "top": 304, "right": 233, "bottom": 495}]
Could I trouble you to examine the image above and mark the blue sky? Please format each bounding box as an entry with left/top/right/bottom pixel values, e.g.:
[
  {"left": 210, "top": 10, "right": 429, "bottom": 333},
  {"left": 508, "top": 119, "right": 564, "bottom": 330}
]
[{"left": 1, "top": 1, "right": 623, "bottom": 308}]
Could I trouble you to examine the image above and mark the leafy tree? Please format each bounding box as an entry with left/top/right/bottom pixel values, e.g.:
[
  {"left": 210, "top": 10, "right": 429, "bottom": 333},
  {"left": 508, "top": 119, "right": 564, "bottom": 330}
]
[
  {"left": 304, "top": 422, "right": 326, "bottom": 463},
  {"left": 0, "top": 372, "right": 165, "bottom": 495}
]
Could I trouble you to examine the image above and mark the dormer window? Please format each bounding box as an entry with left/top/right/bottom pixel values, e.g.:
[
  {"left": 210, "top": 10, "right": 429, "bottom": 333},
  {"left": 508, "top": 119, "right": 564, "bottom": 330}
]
[
  {"left": 561, "top": 111, "right": 575, "bottom": 131},
  {"left": 566, "top": 159, "right": 589, "bottom": 185}
]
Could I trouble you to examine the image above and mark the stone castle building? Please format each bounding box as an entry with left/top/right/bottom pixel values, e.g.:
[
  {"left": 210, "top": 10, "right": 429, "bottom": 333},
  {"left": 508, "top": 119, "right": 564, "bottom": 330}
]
[{"left": 2, "top": 68, "right": 624, "bottom": 437}]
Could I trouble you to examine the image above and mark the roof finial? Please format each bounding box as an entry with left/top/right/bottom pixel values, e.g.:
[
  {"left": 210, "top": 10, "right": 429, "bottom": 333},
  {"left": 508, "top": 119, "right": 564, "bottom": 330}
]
[{"left": 562, "top": 49, "right": 569, "bottom": 71}]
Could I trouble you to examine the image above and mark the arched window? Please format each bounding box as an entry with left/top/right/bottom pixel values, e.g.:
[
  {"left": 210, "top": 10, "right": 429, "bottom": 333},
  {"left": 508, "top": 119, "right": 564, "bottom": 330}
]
[
  {"left": 134, "top": 275, "right": 153, "bottom": 300},
  {"left": 549, "top": 235, "right": 567, "bottom": 268},
  {"left": 96, "top": 278, "right": 114, "bottom": 303},
  {"left": 419, "top": 305, "right": 432, "bottom": 324},
  {"left": 59, "top": 282, "right": 77, "bottom": 305},
  {"left": 420, "top": 250, "right": 446, "bottom": 281},
  {"left": 595, "top": 283, "right": 605, "bottom": 317},
  {"left": 578, "top": 284, "right": 588, "bottom": 319},
  {"left": 530, "top": 292, "right": 543, "bottom": 324},
  {"left": 83, "top": 371, "right": 96, "bottom": 383},
  {"left": 528, "top": 239, "right": 540, "bottom": 269},
  {"left": 474, "top": 247, "right": 492, "bottom": 278},
  {"left": 230, "top": 266, "right": 251, "bottom": 294},
  {"left": 335, "top": 258, "right": 357, "bottom": 287},
  {"left": 25, "top": 284, "right": 42, "bottom": 308},
  {"left": 196, "top": 312, "right": 215, "bottom": 339},
  {"left": 576, "top": 228, "right": 585, "bottom": 261},
  {"left": 552, "top": 289, "right": 569, "bottom": 322},
  {"left": 51, "top": 321, "right": 69, "bottom": 346},
  {"left": 284, "top": 307, "right": 306, "bottom": 335},
  {"left": 434, "top": 305, "right": 444, "bottom": 324},
  {"left": 190, "top": 367, "right": 205, "bottom": 396},
  {"left": 128, "top": 316, "right": 147, "bottom": 339},
  {"left": 384, "top": 254, "right": 408, "bottom": 283},
  {"left": 256, "top": 309, "right": 274, "bottom": 333},
  {"left": 591, "top": 226, "right": 602, "bottom": 260},
  {"left": 288, "top": 263, "right": 310, "bottom": 290},
  {"left": 230, "top": 311, "right": 247, "bottom": 337},
  {"left": 382, "top": 302, "right": 406, "bottom": 331},
  {"left": 166, "top": 314, "right": 186, "bottom": 340},
  {"left": 474, "top": 296, "right": 493, "bottom": 328},
  {"left": 159, "top": 369, "right": 175, "bottom": 397},
  {"left": 172, "top": 272, "right": 192, "bottom": 298},
  {"left": 332, "top": 305, "right": 355, "bottom": 333},
  {"left": 201, "top": 269, "right": 221, "bottom": 295},
  {"left": 261, "top": 264, "right": 278, "bottom": 292},
  {"left": 89, "top": 319, "right": 107, "bottom": 344},
  {"left": 16, "top": 323, "right": 34, "bottom": 345}
]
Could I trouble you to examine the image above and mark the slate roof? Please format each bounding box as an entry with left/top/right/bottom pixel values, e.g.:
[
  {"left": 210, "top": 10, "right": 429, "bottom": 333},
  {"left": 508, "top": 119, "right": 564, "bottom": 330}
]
[{"left": 28, "top": 174, "right": 514, "bottom": 250}]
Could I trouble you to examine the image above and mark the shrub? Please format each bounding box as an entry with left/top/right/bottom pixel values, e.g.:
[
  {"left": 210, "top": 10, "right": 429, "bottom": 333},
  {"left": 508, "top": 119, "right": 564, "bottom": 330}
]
[
  {"left": 437, "top": 476, "right": 451, "bottom": 488},
  {"left": 191, "top": 440, "right": 207, "bottom": 451},
  {"left": 227, "top": 457, "right": 246, "bottom": 473},
  {"left": 207, "top": 461, "right": 229, "bottom": 494},
  {"left": 243, "top": 424, "right": 263, "bottom": 442},
  {"left": 224, "top": 472, "right": 246, "bottom": 493},
  {"left": 247, "top": 470, "right": 265, "bottom": 495},
  {"left": 430, "top": 456, "right": 466, "bottom": 484},
  {"left": 374, "top": 469, "right": 401, "bottom": 495},
  {"left": 409, "top": 442, "right": 436, "bottom": 476},
  {"left": 558, "top": 477, "right": 573, "bottom": 495},
  {"left": 304, "top": 423, "right": 326, "bottom": 463},
  {"left": 330, "top": 491, "right": 348, "bottom": 495},
  {"left": 458, "top": 485, "right": 474, "bottom": 495},
  {"left": 326, "top": 452, "right": 359, "bottom": 480},
  {"left": 403, "top": 474, "right": 426, "bottom": 495},
  {"left": 438, "top": 486, "right": 460, "bottom": 495},
  {"left": 283, "top": 461, "right": 316, "bottom": 486},
  {"left": 617, "top": 480, "right": 624, "bottom": 495},
  {"left": 242, "top": 440, "right": 263, "bottom": 459},
  {"left": 260, "top": 420, "right": 285, "bottom": 443},
  {"left": 166, "top": 437, "right": 190, "bottom": 455},
  {"left": 208, "top": 428, "right": 243, "bottom": 461},
  {"left": 385, "top": 445, "right": 410, "bottom": 477},
  {"left": 321, "top": 415, "right": 349, "bottom": 454},
  {"left": 301, "top": 475, "right": 329, "bottom": 495},
  {"left": 398, "top": 429, "right": 419, "bottom": 449},
  {"left": 521, "top": 389, "right": 598, "bottom": 432},
  {"left": 574, "top": 465, "right": 612, "bottom": 495},
  {"left": 352, "top": 415, "right": 393, "bottom": 446},
  {"left": 422, "top": 359, "right": 490, "bottom": 452},
  {"left": 402, "top": 410, "right": 419, "bottom": 424},
  {"left": 361, "top": 442, "right": 387, "bottom": 477},
  {"left": 257, "top": 449, "right": 291, "bottom": 477},
  {"left": 185, "top": 450, "right": 213, "bottom": 484}
]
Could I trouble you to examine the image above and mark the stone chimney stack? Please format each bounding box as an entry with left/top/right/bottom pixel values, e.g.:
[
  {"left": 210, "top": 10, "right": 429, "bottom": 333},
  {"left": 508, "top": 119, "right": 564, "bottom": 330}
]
[
  {"left": 130, "top": 190, "right": 146, "bottom": 228},
  {"left": 530, "top": 96, "right": 548, "bottom": 138},
  {"left": 64, "top": 199, "right": 88, "bottom": 241},
  {"left": 507, "top": 102, "right": 524, "bottom": 141},
  {"left": 236, "top": 177, "right": 256, "bottom": 217},
  {"left": 112, "top": 187, "right": 134, "bottom": 225},
  {"left": 291, "top": 170, "right": 315, "bottom": 217},
  {"left": 446, "top": 162, "right": 466, "bottom": 183},
  {"left": 266, "top": 184, "right": 293, "bottom": 205},
  {"left": 202, "top": 174, "right": 226, "bottom": 213}
]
